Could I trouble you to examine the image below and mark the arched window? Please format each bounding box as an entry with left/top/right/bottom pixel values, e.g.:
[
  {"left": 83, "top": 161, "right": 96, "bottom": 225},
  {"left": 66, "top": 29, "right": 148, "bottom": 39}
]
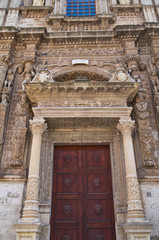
[{"left": 66, "top": 0, "right": 96, "bottom": 17}]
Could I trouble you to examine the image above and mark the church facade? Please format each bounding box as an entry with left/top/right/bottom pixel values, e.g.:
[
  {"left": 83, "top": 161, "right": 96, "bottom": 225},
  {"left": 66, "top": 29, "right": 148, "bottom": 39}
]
[{"left": 0, "top": 0, "right": 159, "bottom": 240}]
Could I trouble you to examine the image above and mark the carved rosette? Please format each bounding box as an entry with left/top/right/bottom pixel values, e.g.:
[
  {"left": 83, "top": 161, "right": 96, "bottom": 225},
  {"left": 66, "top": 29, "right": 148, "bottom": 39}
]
[
  {"left": 29, "top": 119, "right": 47, "bottom": 135},
  {"left": 117, "top": 119, "right": 135, "bottom": 135}
]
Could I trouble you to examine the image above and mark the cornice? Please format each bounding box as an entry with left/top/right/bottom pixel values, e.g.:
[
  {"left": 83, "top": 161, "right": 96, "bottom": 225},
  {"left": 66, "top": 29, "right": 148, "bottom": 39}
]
[{"left": 24, "top": 81, "right": 140, "bottom": 104}]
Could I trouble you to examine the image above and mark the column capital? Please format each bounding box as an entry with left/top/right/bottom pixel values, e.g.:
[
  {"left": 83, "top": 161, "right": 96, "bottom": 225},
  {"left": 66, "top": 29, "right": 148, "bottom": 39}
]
[
  {"left": 117, "top": 119, "right": 135, "bottom": 135},
  {"left": 29, "top": 119, "right": 47, "bottom": 135}
]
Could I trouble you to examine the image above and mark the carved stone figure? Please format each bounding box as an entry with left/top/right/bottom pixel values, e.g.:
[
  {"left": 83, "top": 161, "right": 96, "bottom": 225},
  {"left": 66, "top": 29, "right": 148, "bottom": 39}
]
[
  {"left": 10, "top": 91, "right": 29, "bottom": 167},
  {"left": 109, "top": 68, "right": 135, "bottom": 82},
  {"left": 0, "top": 90, "right": 9, "bottom": 143},
  {"left": 4, "top": 69, "right": 14, "bottom": 89},
  {"left": 22, "top": 61, "right": 35, "bottom": 89},
  {"left": 0, "top": 66, "right": 7, "bottom": 93},
  {"left": 33, "top": 0, "right": 45, "bottom": 6},
  {"left": 135, "top": 90, "right": 155, "bottom": 167},
  {"left": 0, "top": 56, "right": 12, "bottom": 93}
]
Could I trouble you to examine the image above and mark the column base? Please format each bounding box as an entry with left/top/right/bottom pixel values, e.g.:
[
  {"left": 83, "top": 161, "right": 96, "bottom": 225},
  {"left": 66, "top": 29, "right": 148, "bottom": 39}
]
[
  {"left": 124, "top": 222, "right": 152, "bottom": 240},
  {"left": 14, "top": 222, "right": 41, "bottom": 240}
]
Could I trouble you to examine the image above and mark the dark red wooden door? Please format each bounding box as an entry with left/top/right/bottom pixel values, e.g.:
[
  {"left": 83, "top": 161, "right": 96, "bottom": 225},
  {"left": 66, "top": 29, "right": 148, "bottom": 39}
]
[{"left": 50, "top": 146, "right": 116, "bottom": 240}]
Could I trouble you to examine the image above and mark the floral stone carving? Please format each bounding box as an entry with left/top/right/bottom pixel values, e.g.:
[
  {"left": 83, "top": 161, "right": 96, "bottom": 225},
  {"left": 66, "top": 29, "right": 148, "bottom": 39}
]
[
  {"left": 32, "top": 69, "right": 54, "bottom": 83},
  {"left": 109, "top": 68, "right": 135, "bottom": 83},
  {"left": 135, "top": 90, "right": 155, "bottom": 167}
]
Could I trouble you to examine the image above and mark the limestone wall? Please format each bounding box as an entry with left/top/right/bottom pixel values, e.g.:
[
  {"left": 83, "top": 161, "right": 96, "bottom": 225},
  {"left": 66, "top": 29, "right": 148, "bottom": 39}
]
[{"left": 0, "top": 179, "right": 25, "bottom": 240}]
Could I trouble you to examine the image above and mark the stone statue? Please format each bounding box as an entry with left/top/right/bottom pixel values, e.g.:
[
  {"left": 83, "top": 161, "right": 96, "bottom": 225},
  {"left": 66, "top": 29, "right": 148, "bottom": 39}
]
[
  {"left": 0, "top": 66, "right": 7, "bottom": 93},
  {"left": 33, "top": 0, "right": 45, "bottom": 6},
  {"left": 22, "top": 63, "right": 35, "bottom": 89},
  {"left": 4, "top": 69, "right": 14, "bottom": 89}
]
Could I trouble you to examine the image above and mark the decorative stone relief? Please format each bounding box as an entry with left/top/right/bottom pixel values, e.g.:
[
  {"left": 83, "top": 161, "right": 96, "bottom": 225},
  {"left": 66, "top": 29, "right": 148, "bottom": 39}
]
[
  {"left": 37, "top": 47, "right": 124, "bottom": 57},
  {"left": 0, "top": 90, "right": 9, "bottom": 143},
  {"left": 22, "top": 58, "right": 35, "bottom": 89},
  {"left": 32, "top": 69, "right": 54, "bottom": 83},
  {"left": 134, "top": 90, "right": 155, "bottom": 167},
  {"left": 126, "top": 56, "right": 141, "bottom": 82},
  {"left": 109, "top": 68, "right": 135, "bottom": 83},
  {"left": 38, "top": 99, "right": 127, "bottom": 108},
  {"left": 126, "top": 177, "right": 143, "bottom": 212},
  {"left": 54, "top": 70, "right": 108, "bottom": 82},
  {"left": 0, "top": 56, "right": 12, "bottom": 94},
  {"left": 26, "top": 177, "right": 39, "bottom": 200},
  {"left": 10, "top": 91, "right": 29, "bottom": 167},
  {"left": 150, "top": 61, "right": 159, "bottom": 118}
]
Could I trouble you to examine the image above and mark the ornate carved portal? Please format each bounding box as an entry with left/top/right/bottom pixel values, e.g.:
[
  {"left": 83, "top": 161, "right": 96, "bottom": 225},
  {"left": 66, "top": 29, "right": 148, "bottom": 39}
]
[{"left": 15, "top": 69, "right": 151, "bottom": 240}]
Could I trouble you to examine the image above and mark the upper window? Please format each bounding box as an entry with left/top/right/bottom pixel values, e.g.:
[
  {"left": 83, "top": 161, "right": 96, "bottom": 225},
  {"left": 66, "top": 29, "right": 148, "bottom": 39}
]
[{"left": 66, "top": 0, "right": 96, "bottom": 17}]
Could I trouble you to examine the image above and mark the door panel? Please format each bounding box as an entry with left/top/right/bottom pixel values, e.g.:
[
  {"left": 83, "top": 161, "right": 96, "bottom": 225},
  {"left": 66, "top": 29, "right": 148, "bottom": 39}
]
[{"left": 50, "top": 145, "right": 116, "bottom": 240}]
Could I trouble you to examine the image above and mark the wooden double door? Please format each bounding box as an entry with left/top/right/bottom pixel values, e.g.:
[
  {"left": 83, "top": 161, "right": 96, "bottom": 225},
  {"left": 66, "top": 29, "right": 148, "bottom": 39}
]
[{"left": 50, "top": 145, "right": 116, "bottom": 240}]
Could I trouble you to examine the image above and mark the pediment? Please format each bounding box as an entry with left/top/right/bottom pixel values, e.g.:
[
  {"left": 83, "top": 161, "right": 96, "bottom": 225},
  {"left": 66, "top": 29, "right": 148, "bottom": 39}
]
[{"left": 25, "top": 68, "right": 140, "bottom": 109}]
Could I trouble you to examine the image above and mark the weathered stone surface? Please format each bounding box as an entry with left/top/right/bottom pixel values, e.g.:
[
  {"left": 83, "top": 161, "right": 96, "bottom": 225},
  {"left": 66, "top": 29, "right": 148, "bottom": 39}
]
[
  {"left": 0, "top": 0, "right": 159, "bottom": 239},
  {"left": 0, "top": 180, "right": 24, "bottom": 240}
]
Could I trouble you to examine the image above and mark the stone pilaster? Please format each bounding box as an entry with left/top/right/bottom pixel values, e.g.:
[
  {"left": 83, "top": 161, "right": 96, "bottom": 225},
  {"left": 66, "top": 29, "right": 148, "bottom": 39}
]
[
  {"left": 22, "top": 119, "right": 47, "bottom": 221},
  {"left": 117, "top": 118, "right": 152, "bottom": 239}
]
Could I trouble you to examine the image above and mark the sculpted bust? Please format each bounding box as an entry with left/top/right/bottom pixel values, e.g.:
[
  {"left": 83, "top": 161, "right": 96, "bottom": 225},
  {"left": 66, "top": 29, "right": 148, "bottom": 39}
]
[{"left": 33, "top": 0, "right": 45, "bottom": 6}]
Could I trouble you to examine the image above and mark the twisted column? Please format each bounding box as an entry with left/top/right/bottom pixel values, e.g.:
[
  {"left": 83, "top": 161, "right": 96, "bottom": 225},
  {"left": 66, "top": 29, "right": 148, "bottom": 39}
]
[
  {"left": 117, "top": 119, "right": 144, "bottom": 221},
  {"left": 22, "top": 119, "right": 47, "bottom": 222}
]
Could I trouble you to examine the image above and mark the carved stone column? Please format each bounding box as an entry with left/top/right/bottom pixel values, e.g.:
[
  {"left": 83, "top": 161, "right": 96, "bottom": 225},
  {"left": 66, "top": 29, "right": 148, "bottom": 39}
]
[
  {"left": 117, "top": 118, "right": 152, "bottom": 240},
  {"left": 117, "top": 118, "right": 144, "bottom": 221},
  {"left": 14, "top": 119, "right": 47, "bottom": 240},
  {"left": 22, "top": 119, "right": 47, "bottom": 221}
]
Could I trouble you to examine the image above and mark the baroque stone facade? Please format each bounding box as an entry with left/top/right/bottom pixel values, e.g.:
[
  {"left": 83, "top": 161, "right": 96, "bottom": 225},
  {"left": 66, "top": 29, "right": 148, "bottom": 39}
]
[{"left": 0, "top": 0, "right": 159, "bottom": 240}]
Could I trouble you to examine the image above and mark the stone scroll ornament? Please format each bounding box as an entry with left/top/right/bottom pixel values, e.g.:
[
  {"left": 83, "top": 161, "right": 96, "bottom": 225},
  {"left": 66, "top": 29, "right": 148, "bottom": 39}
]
[
  {"left": 10, "top": 91, "right": 29, "bottom": 167},
  {"left": 134, "top": 90, "right": 155, "bottom": 167}
]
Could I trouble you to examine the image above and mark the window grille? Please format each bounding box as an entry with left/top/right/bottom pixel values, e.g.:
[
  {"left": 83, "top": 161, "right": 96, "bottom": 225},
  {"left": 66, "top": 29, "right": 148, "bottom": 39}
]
[{"left": 66, "top": 0, "right": 96, "bottom": 17}]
